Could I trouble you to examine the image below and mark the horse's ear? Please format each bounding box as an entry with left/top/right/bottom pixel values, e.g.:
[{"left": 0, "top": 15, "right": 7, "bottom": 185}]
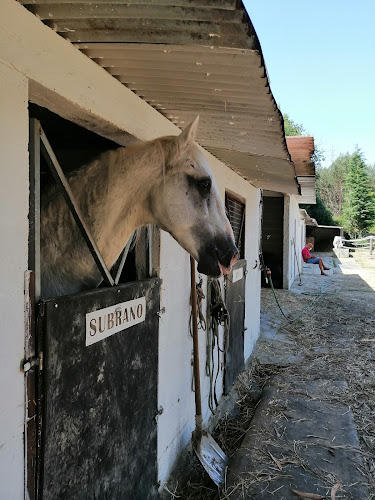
[{"left": 176, "top": 116, "right": 199, "bottom": 152}]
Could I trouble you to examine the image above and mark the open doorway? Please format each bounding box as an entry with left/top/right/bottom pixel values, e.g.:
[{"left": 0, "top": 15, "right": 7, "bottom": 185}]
[{"left": 261, "top": 192, "right": 284, "bottom": 288}]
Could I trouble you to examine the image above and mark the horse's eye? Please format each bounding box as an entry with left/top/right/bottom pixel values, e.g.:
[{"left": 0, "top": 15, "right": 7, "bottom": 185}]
[{"left": 197, "top": 178, "right": 212, "bottom": 196}]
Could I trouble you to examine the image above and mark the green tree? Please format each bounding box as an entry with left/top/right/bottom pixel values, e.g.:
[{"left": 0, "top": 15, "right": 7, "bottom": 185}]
[
  {"left": 342, "top": 149, "right": 375, "bottom": 237},
  {"left": 300, "top": 192, "right": 335, "bottom": 226},
  {"left": 317, "top": 154, "right": 352, "bottom": 217},
  {"left": 283, "top": 113, "right": 305, "bottom": 136},
  {"left": 283, "top": 113, "right": 325, "bottom": 168}
]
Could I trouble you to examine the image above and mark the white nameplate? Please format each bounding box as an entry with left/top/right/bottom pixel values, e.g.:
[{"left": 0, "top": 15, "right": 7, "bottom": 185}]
[
  {"left": 86, "top": 296, "right": 146, "bottom": 346},
  {"left": 232, "top": 267, "right": 244, "bottom": 283}
]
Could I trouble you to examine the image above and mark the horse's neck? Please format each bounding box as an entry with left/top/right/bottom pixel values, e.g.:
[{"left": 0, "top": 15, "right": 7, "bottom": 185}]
[{"left": 71, "top": 145, "right": 157, "bottom": 268}]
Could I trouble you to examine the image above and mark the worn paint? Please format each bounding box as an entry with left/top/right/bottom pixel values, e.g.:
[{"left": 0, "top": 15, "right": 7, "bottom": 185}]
[
  {"left": 224, "top": 259, "right": 247, "bottom": 393},
  {"left": 40, "top": 280, "right": 160, "bottom": 499}
]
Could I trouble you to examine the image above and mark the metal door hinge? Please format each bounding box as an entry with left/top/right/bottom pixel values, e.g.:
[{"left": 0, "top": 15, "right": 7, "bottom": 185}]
[
  {"left": 156, "top": 307, "right": 166, "bottom": 318},
  {"left": 154, "top": 406, "right": 164, "bottom": 422},
  {"left": 23, "top": 353, "right": 43, "bottom": 372}
]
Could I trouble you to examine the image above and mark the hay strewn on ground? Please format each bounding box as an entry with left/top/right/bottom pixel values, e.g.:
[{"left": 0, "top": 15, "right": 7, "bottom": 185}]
[{"left": 164, "top": 253, "right": 375, "bottom": 499}]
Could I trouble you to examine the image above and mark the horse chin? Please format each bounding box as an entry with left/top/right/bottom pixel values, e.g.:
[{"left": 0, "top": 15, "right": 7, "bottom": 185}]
[
  {"left": 197, "top": 259, "right": 222, "bottom": 278},
  {"left": 196, "top": 240, "right": 238, "bottom": 278}
]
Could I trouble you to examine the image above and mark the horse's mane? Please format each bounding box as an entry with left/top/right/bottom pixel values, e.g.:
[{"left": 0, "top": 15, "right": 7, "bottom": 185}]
[{"left": 41, "top": 135, "right": 175, "bottom": 206}]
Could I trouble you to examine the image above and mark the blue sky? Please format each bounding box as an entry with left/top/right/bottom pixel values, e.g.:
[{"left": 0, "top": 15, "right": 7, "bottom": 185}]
[{"left": 243, "top": 1, "right": 375, "bottom": 168}]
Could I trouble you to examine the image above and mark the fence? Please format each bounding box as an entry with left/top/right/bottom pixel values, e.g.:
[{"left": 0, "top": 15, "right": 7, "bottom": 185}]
[{"left": 334, "top": 235, "right": 374, "bottom": 255}]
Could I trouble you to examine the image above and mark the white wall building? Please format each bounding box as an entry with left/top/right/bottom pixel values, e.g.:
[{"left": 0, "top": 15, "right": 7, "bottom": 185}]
[{"left": 0, "top": 1, "right": 302, "bottom": 498}]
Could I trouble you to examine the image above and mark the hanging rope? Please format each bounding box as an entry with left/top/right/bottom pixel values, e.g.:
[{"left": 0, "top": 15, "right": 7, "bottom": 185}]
[
  {"left": 189, "top": 276, "right": 207, "bottom": 336},
  {"left": 189, "top": 276, "right": 207, "bottom": 392},
  {"left": 260, "top": 251, "right": 330, "bottom": 327},
  {"left": 205, "top": 279, "right": 230, "bottom": 413}
]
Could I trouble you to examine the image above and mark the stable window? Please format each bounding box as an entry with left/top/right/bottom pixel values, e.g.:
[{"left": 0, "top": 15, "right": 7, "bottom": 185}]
[
  {"left": 225, "top": 193, "right": 245, "bottom": 259},
  {"left": 29, "top": 104, "right": 157, "bottom": 300}
]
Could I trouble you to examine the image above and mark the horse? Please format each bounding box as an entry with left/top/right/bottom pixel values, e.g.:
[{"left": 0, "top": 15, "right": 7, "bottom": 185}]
[{"left": 40, "top": 117, "right": 238, "bottom": 299}]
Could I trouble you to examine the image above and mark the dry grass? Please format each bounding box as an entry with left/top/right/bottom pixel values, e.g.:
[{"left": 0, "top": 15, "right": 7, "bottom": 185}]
[{"left": 164, "top": 255, "right": 375, "bottom": 499}]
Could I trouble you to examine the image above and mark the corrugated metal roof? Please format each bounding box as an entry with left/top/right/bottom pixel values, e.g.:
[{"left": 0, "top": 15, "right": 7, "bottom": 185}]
[
  {"left": 286, "top": 136, "right": 315, "bottom": 176},
  {"left": 286, "top": 136, "right": 316, "bottom": 203},
  {"left": 19, "top": 0, "right": 299, "bottom": 194}
]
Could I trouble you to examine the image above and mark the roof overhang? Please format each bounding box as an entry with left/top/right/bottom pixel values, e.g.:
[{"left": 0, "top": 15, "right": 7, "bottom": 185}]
[
  {"left": 286, "top": 136, "right": 316, "bottom": 202},
  {"left": 19, "top": 0, "right": 300, "bottom": 194},
  {"left": 300, "top": 209, "right": 318, "bottom": 227}
]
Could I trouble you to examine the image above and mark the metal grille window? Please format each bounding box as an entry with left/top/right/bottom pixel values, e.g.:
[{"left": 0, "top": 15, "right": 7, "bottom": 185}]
[{"left": 225, "top": 194, "right": 245, "bottom": 259}]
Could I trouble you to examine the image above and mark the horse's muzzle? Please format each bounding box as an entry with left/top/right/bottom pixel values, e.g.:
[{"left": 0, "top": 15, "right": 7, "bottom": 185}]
[{"left": 197, "top": 236, "right": 238, "bottom": 278}]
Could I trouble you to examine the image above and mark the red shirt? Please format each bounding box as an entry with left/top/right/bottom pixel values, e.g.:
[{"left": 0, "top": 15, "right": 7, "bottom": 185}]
[{"left": 302, "top": 246, "right": 311, "bottom": 262}]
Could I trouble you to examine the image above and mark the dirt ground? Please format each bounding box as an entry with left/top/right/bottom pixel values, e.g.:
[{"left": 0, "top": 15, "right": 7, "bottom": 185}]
[{"left": 164, "top": 252, "right": 375, "bottom": 499}]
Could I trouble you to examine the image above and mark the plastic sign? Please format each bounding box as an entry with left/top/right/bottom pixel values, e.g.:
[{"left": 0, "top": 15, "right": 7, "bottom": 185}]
[
  {"left": 86, "top": 296, "right": 146, "bottom": 346},
  {"left": 232, "top": 267, "right": 244, "bottom": 283}
]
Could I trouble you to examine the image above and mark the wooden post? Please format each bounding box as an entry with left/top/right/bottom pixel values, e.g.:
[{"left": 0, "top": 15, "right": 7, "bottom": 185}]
[{"left": 370, "top": 236, "right": 374, "bottom": 256}]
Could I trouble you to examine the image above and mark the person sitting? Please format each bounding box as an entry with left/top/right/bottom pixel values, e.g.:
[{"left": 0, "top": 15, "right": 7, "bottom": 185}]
[{"left": 302, "top": 242, "right": 330, "bottom": 276}]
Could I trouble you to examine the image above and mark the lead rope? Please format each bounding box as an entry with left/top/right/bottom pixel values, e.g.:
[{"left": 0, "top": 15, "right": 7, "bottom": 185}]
[
  {"left": 206, "top": 279, "right": 230, "bottom": 413},
  {"left": 260, "top": 251, "right": 330, "bottom": 326},
  {"left": 190, "top": 276, "right": 206, "bottom": 391}
]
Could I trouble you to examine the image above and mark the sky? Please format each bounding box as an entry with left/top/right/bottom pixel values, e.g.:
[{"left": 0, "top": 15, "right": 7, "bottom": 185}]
[{"left": 243, "top": 0, "right": 375, "bottom": 168}]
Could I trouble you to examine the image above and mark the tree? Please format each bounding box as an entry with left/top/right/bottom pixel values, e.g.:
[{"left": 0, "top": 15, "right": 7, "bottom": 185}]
[
  {"left": 342, "top": 149, "right": 375, "bottom": 237},
  {"left": 317, "top": 154, "right": 352, "bottom": 217},
  {"left": 300, "top": 192, "right": 335, "bottom": 226},
  {"left": 283, "top": 113, "right": 325, "bottom": 168},
  {"left": 283, "top": 113, "right": 305, "bottom": 136}
]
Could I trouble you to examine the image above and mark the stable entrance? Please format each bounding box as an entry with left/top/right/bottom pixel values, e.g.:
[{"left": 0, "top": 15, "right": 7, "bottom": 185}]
[
  {"left": 224, "top": 194, "right": 246, "bottom": 393},
  {"left": 39, "top": 280, "right": 160, "bottom": 500},
  {"left": 27, "top": 108, "right": 160, "bottom": 500},
  {"left": 261, "top": 192, "right": 284, "bottom": 288}
]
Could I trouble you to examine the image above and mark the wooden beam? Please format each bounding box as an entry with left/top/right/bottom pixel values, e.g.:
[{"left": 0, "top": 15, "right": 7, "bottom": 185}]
[{"left": 26, "top": 4, "right": 243, "bottom": 21}]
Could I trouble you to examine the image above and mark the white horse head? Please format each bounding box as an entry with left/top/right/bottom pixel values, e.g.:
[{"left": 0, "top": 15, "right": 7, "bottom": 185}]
[
  {"left": 149, "top": 117, "right": 238, "bottom": 277},
  {"left": 40, "top": 117, "right": 238, "bottom": 298}
]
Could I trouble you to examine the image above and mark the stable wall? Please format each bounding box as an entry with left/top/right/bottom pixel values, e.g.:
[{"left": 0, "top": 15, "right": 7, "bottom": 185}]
[
  {"left": 0, "top": 1, "right": 262, "bottom": 496},
  {"left": 283, "top": 195, "right": 305, "bottom": 289},
  {"left": 0, "top": 62, "right": 29, "bottom": 500}
]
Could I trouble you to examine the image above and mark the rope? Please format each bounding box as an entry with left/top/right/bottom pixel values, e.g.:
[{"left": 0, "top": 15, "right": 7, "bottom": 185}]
[
  {"left": 260, "top": 251, "right": 330, "bottom": 327},
  {"left": 267, "top": 270, "right": 289, "bottom": 319},
  {"left": 189, "top": 275, "right": 230, "bottom": 412},
  {"left": 268, "top": 271, "right": 327, "bottom": 327},
  {"left": 189, "top": 277, "right": 206, "bottom": 335},
  {"left": 205, "top": 279, "right": 230, "bottom": 413}
]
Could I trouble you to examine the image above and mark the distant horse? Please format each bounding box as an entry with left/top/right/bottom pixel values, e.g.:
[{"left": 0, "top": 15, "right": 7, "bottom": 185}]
[{"left": 40, "top": 117, "right": 238, "bottom": 299}]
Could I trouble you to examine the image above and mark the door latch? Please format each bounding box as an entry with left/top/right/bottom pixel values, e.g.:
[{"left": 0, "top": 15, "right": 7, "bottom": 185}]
[{"left": 23, "top": 353, "right": 43, "bottom": 372}]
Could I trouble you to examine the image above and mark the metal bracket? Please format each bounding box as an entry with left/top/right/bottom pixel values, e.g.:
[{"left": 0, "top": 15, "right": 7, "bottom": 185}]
[
  {"left": 154, "top": 406, "right": 164, "bottom": 422},
  {"left": 156, "top": 307, "right": 166, "bottom": 318},
  {"left": 23, "top": 354, "right": 43, "bottom": 373}
]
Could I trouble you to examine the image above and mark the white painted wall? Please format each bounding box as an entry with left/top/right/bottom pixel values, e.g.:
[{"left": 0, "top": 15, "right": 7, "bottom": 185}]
[
  {"left": 0, "top": 62, "right": 29, "bottom": 500},
  {"left": 283, "top": 195, "right": 305, "bottom": 289},
  {"left": 0, "top": 0, "right": 262, "bottom": 496}
]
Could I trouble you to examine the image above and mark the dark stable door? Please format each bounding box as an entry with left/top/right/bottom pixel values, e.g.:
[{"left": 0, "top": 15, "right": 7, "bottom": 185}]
[
  {"left": 39, "top": 279, "right": 160, "bottom": 500},
  {"left": 224, "top": 260, "right": 246, "bottom": 393}
]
